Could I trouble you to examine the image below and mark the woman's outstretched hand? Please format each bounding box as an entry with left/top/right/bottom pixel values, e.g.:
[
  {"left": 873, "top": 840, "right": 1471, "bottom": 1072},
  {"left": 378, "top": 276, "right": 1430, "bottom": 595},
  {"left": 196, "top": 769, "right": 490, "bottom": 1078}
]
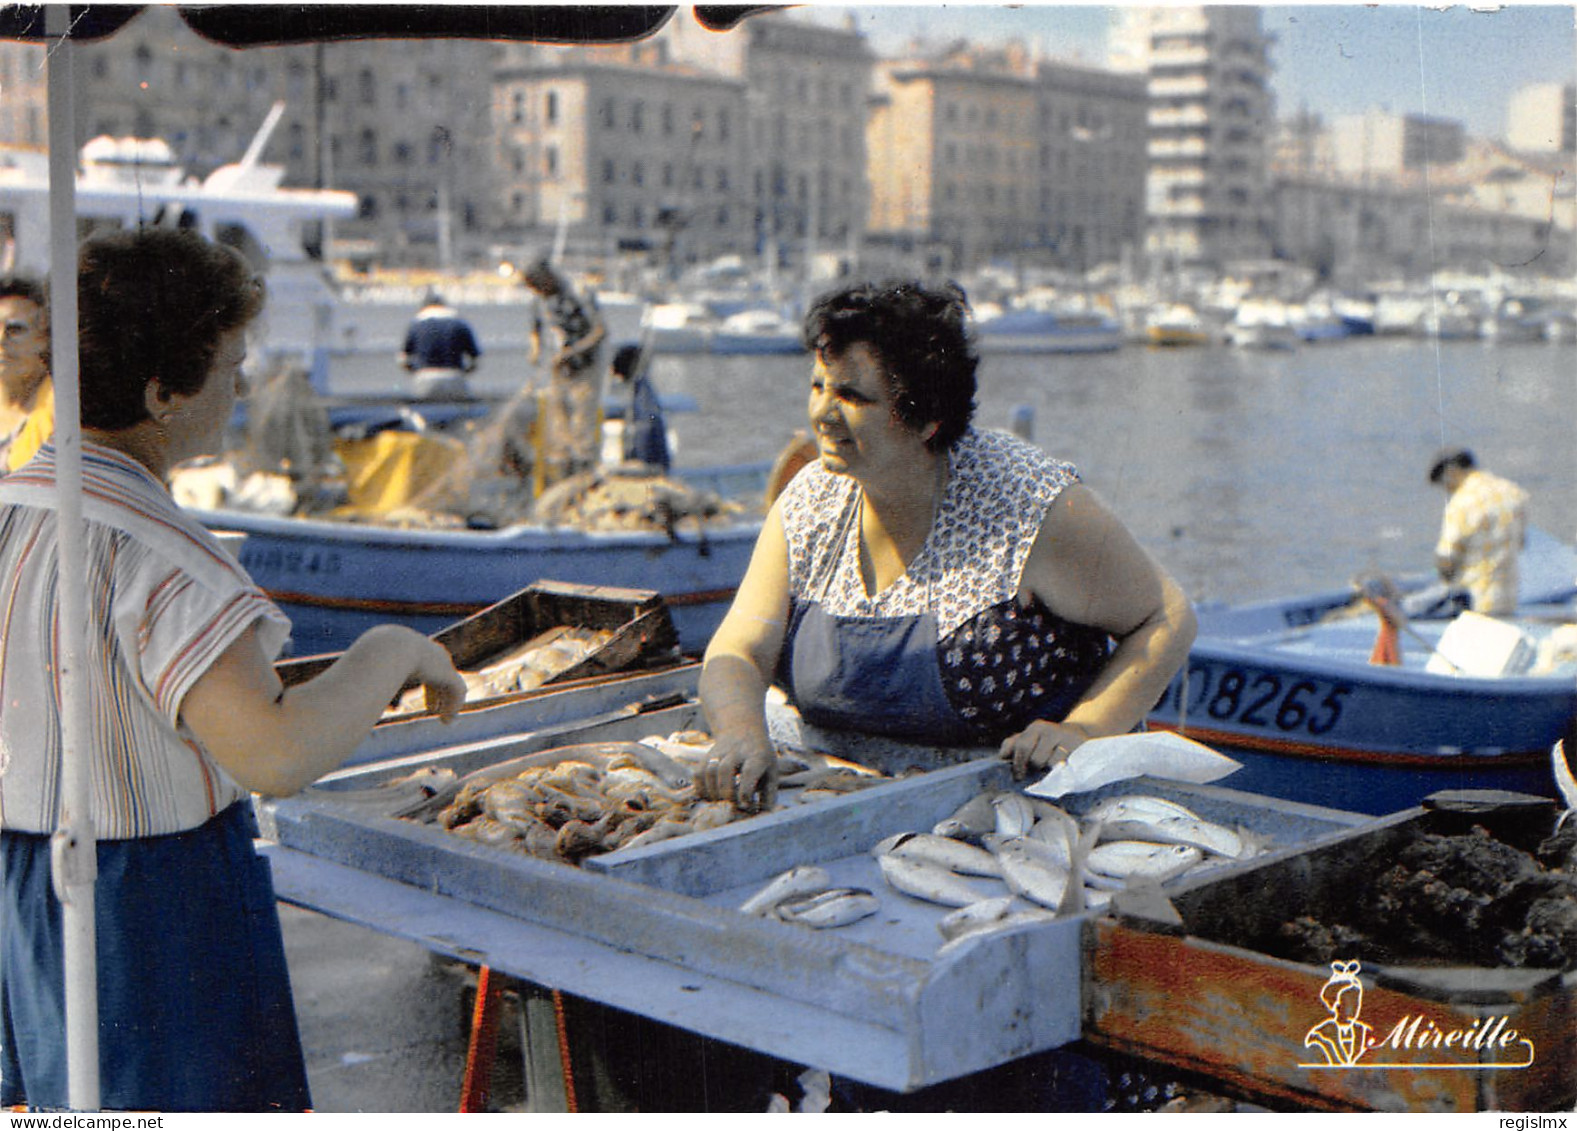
[
  {"left": 698, "top": 732, "right": 778, "bottom": 813},
  {"left": 407, "top": 634, "right": 467, "bottom": 723},
  {"left": 1000, "top": 720, "right": 1090, "bottom": 781}
]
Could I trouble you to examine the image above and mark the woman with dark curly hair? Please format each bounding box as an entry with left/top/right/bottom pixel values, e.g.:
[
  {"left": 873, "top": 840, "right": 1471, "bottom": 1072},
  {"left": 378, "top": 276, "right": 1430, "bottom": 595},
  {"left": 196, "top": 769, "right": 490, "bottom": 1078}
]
[
  {"left": 699, "top": 279, "right": 1196, "bottom": 811},
  {"left": 0, "top": 228, "right": 465, "bottom": 1112}
]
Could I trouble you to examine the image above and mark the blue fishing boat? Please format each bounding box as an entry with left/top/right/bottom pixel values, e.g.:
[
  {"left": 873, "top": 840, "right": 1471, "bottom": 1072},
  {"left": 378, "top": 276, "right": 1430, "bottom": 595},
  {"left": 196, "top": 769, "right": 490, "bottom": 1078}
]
[
  {"left": 1147, "top": 529, "right": 1577, "bottom": 815},
  {"left": 190, "top": 461, "right": 767, "bottom": 658},
  {"left": 973, "top": 307, "right": 1123, "bottom": 354}
]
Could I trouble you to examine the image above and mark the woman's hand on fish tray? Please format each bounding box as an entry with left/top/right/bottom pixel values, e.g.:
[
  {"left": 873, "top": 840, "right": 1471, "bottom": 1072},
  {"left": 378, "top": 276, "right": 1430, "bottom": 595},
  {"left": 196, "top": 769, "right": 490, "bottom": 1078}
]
[
  {"left": 409, "top": 633, "right": 469, "bottom": 723},
  {"left": 999, "top": 719, "right": 1089, "bottom": 781},
  {"left": 697, "top": 730, "right": 779, "bottom": 813}
]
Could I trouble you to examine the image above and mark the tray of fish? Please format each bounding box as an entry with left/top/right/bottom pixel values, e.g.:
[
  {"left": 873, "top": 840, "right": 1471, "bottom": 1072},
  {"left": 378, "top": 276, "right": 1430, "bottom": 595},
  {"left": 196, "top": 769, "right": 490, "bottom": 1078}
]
[
  {"left": 273, "top": 580, "right": 682, "bottom": 762},
  {"left": 264, "top": 697, "right": 1370, "bottom": 1092},
  {"left": 268, "top": 692, "right": 895, "bottom": 866},
  {"left": 1085, "top": 787, "right": 1577, "bottom": 1112}
]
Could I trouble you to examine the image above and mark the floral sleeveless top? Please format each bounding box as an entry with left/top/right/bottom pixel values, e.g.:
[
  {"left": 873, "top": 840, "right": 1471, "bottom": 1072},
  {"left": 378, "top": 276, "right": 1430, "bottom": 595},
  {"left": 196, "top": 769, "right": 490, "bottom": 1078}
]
[{"left": 777, "top": 427, "right": 1114, "bottom": 741}]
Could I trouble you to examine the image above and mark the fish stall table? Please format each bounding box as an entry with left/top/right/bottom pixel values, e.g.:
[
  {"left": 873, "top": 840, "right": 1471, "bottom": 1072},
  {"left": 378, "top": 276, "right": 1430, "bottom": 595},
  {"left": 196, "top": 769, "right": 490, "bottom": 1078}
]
[{"left": 256, "top": 686, "right": 1377, "bottom": 1108}]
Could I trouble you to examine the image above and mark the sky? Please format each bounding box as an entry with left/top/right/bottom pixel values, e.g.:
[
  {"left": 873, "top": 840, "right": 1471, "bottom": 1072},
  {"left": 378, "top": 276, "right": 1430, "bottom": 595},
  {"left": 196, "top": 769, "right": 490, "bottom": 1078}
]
[{"left": 800, "top": 4, "right": 1577, "bottom": 141}]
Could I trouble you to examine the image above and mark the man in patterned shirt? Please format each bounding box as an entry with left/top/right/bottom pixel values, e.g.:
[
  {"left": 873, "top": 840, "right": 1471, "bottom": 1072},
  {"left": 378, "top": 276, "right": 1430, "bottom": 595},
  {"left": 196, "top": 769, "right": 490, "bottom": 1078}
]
[
  {"left": 525, "top": 258, "right": 607, "bottom": 487},
  {"left": 1430, "top": 447, "right": 1528, "bottom": 616}
]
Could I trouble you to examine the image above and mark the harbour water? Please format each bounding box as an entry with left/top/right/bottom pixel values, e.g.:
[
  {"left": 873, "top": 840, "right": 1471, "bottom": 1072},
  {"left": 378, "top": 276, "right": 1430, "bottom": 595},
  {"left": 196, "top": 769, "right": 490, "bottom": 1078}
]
[{"left": 329, "top": 337, "right": 1577, "bottom": 608}]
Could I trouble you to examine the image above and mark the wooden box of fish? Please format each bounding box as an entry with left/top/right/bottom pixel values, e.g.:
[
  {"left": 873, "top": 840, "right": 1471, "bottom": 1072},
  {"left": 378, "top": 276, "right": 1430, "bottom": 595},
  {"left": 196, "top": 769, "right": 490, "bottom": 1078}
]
[
  {"left": 273, "top": 580, "right": 682, "bottom": 760},
  {"left": 264, "top": 709, "right": 1368, "bottom": 1091},
  {"left": 1084, "top": 790, "right": 1577, "bottom": 1112}
]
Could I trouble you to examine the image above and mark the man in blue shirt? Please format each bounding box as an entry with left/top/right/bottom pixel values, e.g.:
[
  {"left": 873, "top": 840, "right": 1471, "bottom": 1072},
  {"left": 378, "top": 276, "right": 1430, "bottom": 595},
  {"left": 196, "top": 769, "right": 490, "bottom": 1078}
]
[
  {"left": 399, "top": 291, "right": 481, "bottom": 399},
  {"left": 611, "top": 343, "right": 670, "bottom": 472}
]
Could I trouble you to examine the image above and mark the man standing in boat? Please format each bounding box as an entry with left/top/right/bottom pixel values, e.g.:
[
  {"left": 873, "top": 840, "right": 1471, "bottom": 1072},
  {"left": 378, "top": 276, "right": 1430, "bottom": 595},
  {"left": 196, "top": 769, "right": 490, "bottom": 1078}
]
[
  {"left": 1430, "top": 447, "right": 1528, "bottom": 616},
  {"left": 524, "top": 257, "right": 606, "bottom": 487},
  {"left": 399, "top": 290, "right": 482, "bottom": 400}
]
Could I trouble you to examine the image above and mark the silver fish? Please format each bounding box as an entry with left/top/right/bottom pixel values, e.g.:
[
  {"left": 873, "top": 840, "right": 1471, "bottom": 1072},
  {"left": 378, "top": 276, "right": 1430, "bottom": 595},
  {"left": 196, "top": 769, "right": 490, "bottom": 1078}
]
[
  {"left": 739, "top": 865, "right": 833, "bottom": 916},
  {"left": 1083, "top": 794, "right": 1201, "bottom": 826},
  {"left": 878, "top": 853, "right": 995, "bottom": 907},
  {"left": 1099, "top": 814, "right": 1244, "bottom": 858},
  {"left": 1023, "top": 821, "right": 1076, "bottom": 868},
  {"left": 992, "top": 791, "right": 1038, "bottom": 839},
  {"left": 936, "top": 895, "right": 1017, "bottom": 941},
  {"left": 1087, "top": 841, "right": 1203, "bottom": 886},
  {"left": 1555, "top": 739, "right": 1577, "bottom": 830},
  {"left": 774, "top": 887, "right": 880, "bottom": 929},
  {"left": 996, "top": 839, "right": 1072, "bottom": 910},
  {"left": 931, "top": 791, "right": 998, "bottom": 840},
  {"left": 874, "top": 832, "right": 1003, "bottom": 877},
  {"left": 936, "top": 909, "right": 1059, "bottom": 954}
]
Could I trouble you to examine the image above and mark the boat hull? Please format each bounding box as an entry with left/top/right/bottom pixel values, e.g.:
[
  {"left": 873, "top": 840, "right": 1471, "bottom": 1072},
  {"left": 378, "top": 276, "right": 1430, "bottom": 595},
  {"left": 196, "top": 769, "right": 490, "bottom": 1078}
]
[
  {"left": 974, "top": 310, "right": 1123, "bottom": 354},
  {"left": 1148, "top": 639, "right": 1573, "bottom": 815},
  {"left": 191, "top": 506, "right": 761, "bottom": 656},
  {"left": 1147, "top": 536, "right": 1577, "bottom": 814}
]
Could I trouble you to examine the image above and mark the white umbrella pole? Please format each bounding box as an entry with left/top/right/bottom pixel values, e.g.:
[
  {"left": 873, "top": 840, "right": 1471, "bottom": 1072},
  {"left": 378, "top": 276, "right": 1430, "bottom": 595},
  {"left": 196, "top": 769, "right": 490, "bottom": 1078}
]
[{"left": 43, "top": 4, "right": 101, "bottom": 1112}]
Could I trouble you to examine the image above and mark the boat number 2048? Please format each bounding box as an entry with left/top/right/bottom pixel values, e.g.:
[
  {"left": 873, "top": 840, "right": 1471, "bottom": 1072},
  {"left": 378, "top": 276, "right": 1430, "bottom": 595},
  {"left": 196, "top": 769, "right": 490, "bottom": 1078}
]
[{"left": 1165, "top": 665, "right": 1353, "bottom": 735}]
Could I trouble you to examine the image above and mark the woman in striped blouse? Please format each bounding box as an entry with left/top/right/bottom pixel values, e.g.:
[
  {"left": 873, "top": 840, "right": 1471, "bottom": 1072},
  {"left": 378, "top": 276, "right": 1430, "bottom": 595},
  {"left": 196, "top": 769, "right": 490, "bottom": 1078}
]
[{"left": 0, "top": 228, "right": 466, "bottom": 1112}]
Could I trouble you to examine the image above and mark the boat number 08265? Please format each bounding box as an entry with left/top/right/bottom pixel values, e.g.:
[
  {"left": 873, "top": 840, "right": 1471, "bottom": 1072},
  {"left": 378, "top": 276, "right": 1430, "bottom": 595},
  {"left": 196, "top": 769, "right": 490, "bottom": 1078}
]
[{"left": 1167, "top": 665, "right": 1352, "bottom": 735}]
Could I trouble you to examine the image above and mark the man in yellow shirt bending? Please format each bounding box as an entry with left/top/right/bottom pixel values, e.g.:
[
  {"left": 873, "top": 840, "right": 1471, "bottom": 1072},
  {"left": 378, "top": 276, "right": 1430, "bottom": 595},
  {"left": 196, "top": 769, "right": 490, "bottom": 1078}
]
[{"left": 1430, "top": 447, "right": 1528, "bottom": 616}]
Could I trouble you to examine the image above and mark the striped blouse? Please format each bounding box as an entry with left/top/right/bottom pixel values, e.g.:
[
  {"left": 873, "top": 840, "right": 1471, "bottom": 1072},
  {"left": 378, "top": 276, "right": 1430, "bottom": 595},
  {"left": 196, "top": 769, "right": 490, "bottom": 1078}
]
[{"left": 0, "top": 443, "right": 290, "bottom": 837}]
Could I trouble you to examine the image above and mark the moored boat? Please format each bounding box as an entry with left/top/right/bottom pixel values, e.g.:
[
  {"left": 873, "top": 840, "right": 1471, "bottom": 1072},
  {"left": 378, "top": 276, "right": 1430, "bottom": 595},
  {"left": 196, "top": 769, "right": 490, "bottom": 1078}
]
[
  {"left": 1144, "top": 303, "right": 1214, "bottom": 347},
  {"left": 1147, "top": 529, "right": 1577, "bottom": 814},
  {"left": 973, "top": 307, "right": 1123, "bottom": 354},
  {"left": 708, "top": 307, "right": 805, "bottom": 355},
  {"left": 1225, "top": 298, "right": 1298, "bottom": 350},
  {"left": 191, "top": 481, "right": 764, "bottom": 658}
]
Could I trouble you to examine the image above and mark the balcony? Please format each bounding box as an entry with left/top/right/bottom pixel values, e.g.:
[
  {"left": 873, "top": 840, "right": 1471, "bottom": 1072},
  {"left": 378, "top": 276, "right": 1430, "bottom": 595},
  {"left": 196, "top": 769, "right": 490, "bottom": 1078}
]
[
  {"left": 1149, "top": 76, "right": 1210, "bottom": 99},
  {"left": 1149, "top": 107, "right": 1210, "bottom": 129}
]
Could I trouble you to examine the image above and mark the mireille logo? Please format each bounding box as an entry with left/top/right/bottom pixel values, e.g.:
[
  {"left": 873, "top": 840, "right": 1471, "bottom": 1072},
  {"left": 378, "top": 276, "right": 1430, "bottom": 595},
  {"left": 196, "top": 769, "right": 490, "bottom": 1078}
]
[{"left": 1298, "top": 959, "right": 1535, "bottom": 1071}]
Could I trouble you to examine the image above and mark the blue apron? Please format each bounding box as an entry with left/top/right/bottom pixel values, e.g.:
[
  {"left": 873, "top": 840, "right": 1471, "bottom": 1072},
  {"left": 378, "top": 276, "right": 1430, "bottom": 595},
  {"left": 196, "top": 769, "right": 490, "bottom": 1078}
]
[
  {"left": 785, "top": 600, "right": 980, "bottom": 745},
  {"left": 780, "top": 483, "right": 1110, "bottom": 746}
]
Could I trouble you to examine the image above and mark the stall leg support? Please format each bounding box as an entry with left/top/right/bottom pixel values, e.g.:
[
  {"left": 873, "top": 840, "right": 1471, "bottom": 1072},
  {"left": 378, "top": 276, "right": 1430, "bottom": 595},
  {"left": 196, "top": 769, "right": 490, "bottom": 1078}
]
[
  {"left": 459, "top": 966, "right": 504, "bottom": 1113},
  {"left": 459, "top": 968, "right": 580, "bottom": 1113}
]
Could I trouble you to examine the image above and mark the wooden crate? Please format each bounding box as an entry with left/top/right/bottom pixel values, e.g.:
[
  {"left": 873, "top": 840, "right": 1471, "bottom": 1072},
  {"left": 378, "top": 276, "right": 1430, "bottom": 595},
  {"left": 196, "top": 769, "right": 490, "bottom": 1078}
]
[
  {"left": 1084, "top": 794, "right": 1577, "bottom": 1112},
  {"left": 275, "top": 579, "right": 680, "bottom": 710}
]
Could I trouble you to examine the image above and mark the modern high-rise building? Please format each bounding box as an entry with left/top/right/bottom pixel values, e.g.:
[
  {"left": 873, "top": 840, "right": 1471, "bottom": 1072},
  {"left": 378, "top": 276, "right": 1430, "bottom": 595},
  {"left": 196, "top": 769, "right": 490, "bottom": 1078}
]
[
  {"left": 1506, "top": 82, "right": 1576, "bottom": 155},
  {"left": 1112, "top": 5, "right": 1276, "bottom": 274}
]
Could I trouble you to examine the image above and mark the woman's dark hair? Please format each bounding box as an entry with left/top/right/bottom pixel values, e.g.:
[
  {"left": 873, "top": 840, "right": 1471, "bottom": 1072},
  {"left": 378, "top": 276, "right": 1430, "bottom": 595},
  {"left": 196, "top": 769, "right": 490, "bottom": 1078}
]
[
  {"left": 77, "top": 228, "right": 263, "bottom": 430},
  {"left": 801, "top": 279, "right": 978, "bottom": 452},
  {"left": 0, "top": 276, "right": 48, "bottom": 310}
]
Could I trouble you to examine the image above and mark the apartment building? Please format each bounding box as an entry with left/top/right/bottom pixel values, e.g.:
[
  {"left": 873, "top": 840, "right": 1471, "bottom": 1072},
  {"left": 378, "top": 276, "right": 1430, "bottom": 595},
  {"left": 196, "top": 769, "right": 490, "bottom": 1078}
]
[
  {"left": 1274, "top": 174, "right": 1565, "bottom": 283},
  {"left": 493, "top": 44, "right": 749, "bottom": 266},
  {"left": 868, "top": 45, "right": 1146, "bottom": 274},
  {"left": 1035, "top": 61, "right": 1149, "bottom": 273},
  {"left": 660, "top": 13, "right": 873, "bottom": 271},
  {"left": 868, "top": 49, "right": 1039, "bottom": 270},
  {"left": 1330, "top": 110, "right": 1466, "bottom": 184},
  {"left": 2, "top": 6, "right": 498, "bottom": 268},
  {"left": 1506, "top": 82, "right": 1576, "bottom": 155},
  {"left": 0, "top": 41, "right": 45, "bottom": 150},
  {"left": 1113, "top": 5, "right": 1276, "bottom": 274}
]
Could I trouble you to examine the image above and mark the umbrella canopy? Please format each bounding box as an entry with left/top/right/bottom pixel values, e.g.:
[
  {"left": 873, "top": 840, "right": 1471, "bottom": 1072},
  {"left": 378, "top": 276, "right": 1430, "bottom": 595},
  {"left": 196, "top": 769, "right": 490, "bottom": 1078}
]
[
  {"left": 0, "top": 4, "right": 783, "bottom": 44},
  {"left": 0, "top": 2, "right": 782, "bottom": 1111}
]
